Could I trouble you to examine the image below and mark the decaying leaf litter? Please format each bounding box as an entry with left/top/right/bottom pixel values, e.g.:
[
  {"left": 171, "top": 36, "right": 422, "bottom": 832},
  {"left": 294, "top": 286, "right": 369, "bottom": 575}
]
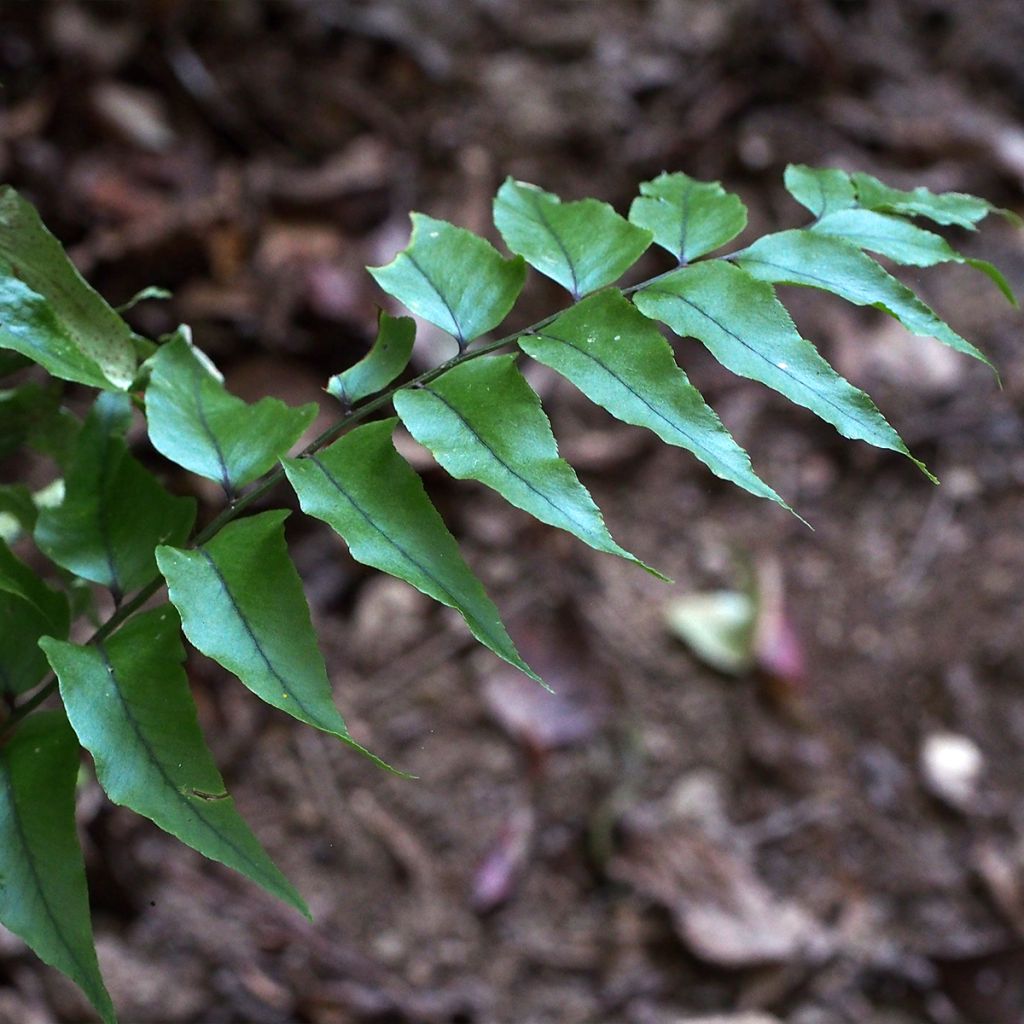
[{"left": 2, "top": 1, "right": 1024, "bottom": 1021}]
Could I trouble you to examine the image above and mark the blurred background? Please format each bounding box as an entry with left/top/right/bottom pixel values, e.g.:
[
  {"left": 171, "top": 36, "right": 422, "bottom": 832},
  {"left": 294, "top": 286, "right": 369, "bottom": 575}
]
[{"left": 2, "top": 2, "right": 1024, "bottom": 1022}]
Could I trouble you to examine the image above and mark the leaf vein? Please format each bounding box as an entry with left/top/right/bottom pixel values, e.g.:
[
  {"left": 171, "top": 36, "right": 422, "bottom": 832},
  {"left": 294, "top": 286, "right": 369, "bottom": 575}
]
[
  {"left": 404, "top": 253, "right": 464, "bottom": 345},
  {"left": 420, "top": 385, "right": 595, "bottom": 538},
  {"left": 526, "top": 191, "right": 579, "bottom": 298},
  {"left": 195, "top": 548, "right": 327, "bottom": 728},
  {"left": 307, "top": 455, "right": 494, "bottom": 643},
  {"left": 190, "top": 361, "right": 231, "bottom": 493},
  {"left": 0, "top": 761, "right": 93, "bottom": 987},
  {"left": 532, "top": 329, "right": 712, "bottom": 454},
  {"left": 94, "top": 641, "right": 273, "bottom": 885},
  {"left": 641, "top": 287, "right": 876, "bottom": 432}
]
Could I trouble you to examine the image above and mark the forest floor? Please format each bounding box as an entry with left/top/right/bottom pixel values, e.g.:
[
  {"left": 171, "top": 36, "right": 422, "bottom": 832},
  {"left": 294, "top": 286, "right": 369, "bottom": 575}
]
[{"left": 2, "top": 2, "right": 1024, "bottom": 1022}]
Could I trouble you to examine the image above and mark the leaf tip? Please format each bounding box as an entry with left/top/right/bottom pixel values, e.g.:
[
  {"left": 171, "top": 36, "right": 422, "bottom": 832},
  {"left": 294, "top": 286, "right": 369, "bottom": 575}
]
[
  {"left": 638, "top": 559, "right": 673, "bottom": 584},
  {"left": 342, "top": 734, "right": 413, "bottom": 779}
]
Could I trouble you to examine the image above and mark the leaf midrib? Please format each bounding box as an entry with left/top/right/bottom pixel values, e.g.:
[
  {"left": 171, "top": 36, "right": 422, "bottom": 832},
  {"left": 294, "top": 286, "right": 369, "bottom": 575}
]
[
  {"left": 531, "top": 328, "right": 724, "bottom": 462},
  {"left": 307, "top": 454, "right": 508, "bottom": 655},
  {"left": 189, "top": 360, "right": 232, "bottom": 492},
  {"left": 195, "top": 548, "right": 336, "bottom": 732},
  {"left": 641, "top": 286, "right": 886, "bottom": 438},
  {"left": 525, "top": 191, "right": 580, "bottom": 298},
  {"left": 403, "top": 252, "right": 465, "bottom": 345},
  {"left": 91, "top": 641, "right": 278, "bottom": 889},
  {"left": 0, "top": 754, "right": 96, "bottom": 993},
  {"left": 419, "top": 385, "right": 598, "bottom": 539}
]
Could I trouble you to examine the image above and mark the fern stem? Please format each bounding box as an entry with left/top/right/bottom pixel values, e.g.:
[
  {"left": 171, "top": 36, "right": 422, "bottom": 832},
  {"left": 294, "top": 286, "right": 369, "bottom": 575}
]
[{"left": 4, "top": 254, "right": 734, "bottom": 734}]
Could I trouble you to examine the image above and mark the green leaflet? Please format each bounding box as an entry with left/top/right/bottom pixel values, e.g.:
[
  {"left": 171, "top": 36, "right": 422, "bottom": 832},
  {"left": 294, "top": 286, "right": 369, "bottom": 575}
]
[
  {"left": 42, "top": 606, "right": 308, "bottom": 918},
  {"left": 628, "top": 171, "right": 748, "bottom": 263},
  {"left": 736, "top": 230, "right": 992, "bottom": 368},
  {"left": 145, "top": 331, "right": 317, "bottom": 493},
  {"left": 0, "top": 712, "right": 115, "bottom": 1024},
  {"left": 0, "top": 186, "right": 136, "bottom": 390},
  {"left": 156, "top": 510, "right": 389, "bottom": 768},
  {"left": 634, "top": 261, "right": 930, "bottom": 478},
  {"left": 393, "top": 355, "right": 663, "bottom": 577},
  {"left": 783, "top": 164, "right": 857, "bottom": 219},
  {"left": 812, "top": 208, "right": 1016, "bottom": 305},
  {"left": 35, "top": 393, "right": 196, "bottom": 598},
  {"left": 283, "top": 419, "right": 541, "bottom": 685},
  {"left": 783, "top": 164, "right": 1015, "bottom": 229},
  {"left": 519, "top": 291, "right": 789, "bottom": 511},
  {"left": 369, "top": 214, "right": 526, "bottom": 348},
  {"left": 327, "top": 312, "right": 415, "bottom": 408},
  {"left": 0, "top": 538, "right": 69, "bottom": 694},
  {"left": 494, "top": 179, "right": 651, "bottom": 298},
  {"left": 850, "top": 171, "right": 1015, "bottom": 229}
]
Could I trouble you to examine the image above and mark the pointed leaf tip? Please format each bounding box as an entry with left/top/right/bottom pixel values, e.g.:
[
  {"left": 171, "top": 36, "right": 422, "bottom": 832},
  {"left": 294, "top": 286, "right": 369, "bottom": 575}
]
[
  {"left": 851, "top": 171, "right": 1008, "bottom": 229},
  {"left": 283, "top": 419, "right": 543, "bottom": 686},
  {"left": 0, "top": 712, "right": 116, "bottom": 1023},
  {"left": 635, "top": 262, "right": 922, "bottom": 473},
  {"left": 519, "top": 289, "right": 792, "bottom": 515},
  {"left": 394, "top": 355, "right": 665, "bottom": 578},
  {"left": 157, "top": 510, "right": 392, "bottom": 770},
  {"left": 736, "top": 229, "right": 995, "bottom": 372},
  {"left": 43, "top": 606, "right": 309, "bottom": 918},
  {"left": 0, "top": 186, "right": 136, "bottom": 391}
]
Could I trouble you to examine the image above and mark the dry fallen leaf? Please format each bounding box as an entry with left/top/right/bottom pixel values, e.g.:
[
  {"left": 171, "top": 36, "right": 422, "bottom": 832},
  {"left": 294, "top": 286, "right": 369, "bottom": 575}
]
[
  {"left": 665, "top": 558, "right": 806, "bottom": 696},
  {"left": 664, "top": 590, "right": 756, "bottom": 676},
  {"left": 482, "top": 606, "right": 610, "bottom": 753},
  {"left": 471, "top": 805, "right": 535, "bottom": 913},
  {"left": 609, "top": 812, "right": 828, "bottom": 969}
]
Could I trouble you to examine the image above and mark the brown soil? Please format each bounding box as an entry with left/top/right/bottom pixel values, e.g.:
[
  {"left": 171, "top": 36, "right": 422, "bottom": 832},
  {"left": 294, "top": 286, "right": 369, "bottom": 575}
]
[{"left": 2, "top": 2, "right": 1023, "bottom": 1022}]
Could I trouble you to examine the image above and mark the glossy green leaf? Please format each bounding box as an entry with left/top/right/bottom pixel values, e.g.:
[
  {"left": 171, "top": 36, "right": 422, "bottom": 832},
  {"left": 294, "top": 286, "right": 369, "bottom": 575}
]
[
  {"left": 0, "top": 186, "right": 136, "bottom": 390},
  {"left": 42, "top": 606, "right": 308, "bottom": 917},
  {"left": 629, "top": 171, "right": 747, "bottom": 263},
  {"left": 812, "top": 208, "right": 1016, "bottom": 305},
  {"left": 634, "top": 262, "right": 929, "bottom": 477},
  {"left": 327, "top": 312, "right": 415, "bottom": 408},
  {"left": 783, "top": 164, "right": 857, "bottom": 219},
  {"left": 494, "top": 179, "right": 651, "bottom": 298},
  {"left": 369, "top": 214, "right": 526, "bottom": 348},
  {"left": 145, "top": 331, "right": 317, "bottom": 493},
  {"left": 0, "top": 712, "right": 115, "bottom": 1024},
  {"left": 0, "top": 538, "right": 69, "bottom": 694},
  {"left": 736, "top": 230, "right": 991, "bottom": 367},
  {"left": 35, "top": 393, "right": 195, "bottom": 598},
  {"left": 519, "top": 290, "right": 788, "bottom": 510},
  {"left": 283, "top": 419, "right": 541, "bottom": 684},
  {"left": 851, "top": 171, "right": 1014, "bottom": 229},
  {"left": 394, "top": 356, "right": 662, "bottom": 577},
  {"left": 157, "top": 510, "right": 385, "bottom": 765}
]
